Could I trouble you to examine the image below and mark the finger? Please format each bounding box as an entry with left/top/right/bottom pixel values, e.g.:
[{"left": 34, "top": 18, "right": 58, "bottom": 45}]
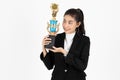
[
  {"left": 43, "top": 35, "right": 50, "bottom": 40},
  {"left": 44, "top": 36, "right": 51, "bottom": 41},
  {"left": 45, "top": 38, "right": 51, "bottom": 41},
  {"left": 44, "top": 43, "right": 50, "bottom": 45},
  {"left": 43, "top": 43, "right": 50, "bottom": 45},
  {"left": 45, "top": 41, "right": 51, "bottom": 43},
  {"left": 49, "top": 49, "right": 55, "bottom": 52},
  {"left": 42, "top": 40, "right": 51, "bottom": 45},
  {"left": 52, "top": 46, "right": 56, "bottom": 49},
  {"left": 44, "top": 35, "right": 49, "bottom": 39}
]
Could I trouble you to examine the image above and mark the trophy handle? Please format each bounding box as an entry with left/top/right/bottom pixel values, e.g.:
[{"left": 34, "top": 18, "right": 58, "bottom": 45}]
[
  {"left": 55, "top": 23, "right": 60, "bottom": 34},
  {"left": 47, "top": 22, "right": 51, "bottom": 34}
]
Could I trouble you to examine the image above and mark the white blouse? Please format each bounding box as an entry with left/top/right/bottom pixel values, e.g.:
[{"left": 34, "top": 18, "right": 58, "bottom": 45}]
[{"left": 64, "top": 32, "right": 75, "bottom": 56}]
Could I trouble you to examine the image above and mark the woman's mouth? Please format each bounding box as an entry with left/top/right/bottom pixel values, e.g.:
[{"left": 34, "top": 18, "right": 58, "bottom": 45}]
[{"left": 64, "top": 29, "right": 70, "bottom": 31}]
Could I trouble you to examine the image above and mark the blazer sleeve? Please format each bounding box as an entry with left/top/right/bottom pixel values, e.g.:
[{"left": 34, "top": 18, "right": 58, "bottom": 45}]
[
  {"left": 65, "top": 37, "right": 90, "bottom": 71},
  {"left": 40, "top": 51, "right": 55, "bottom": 70}
]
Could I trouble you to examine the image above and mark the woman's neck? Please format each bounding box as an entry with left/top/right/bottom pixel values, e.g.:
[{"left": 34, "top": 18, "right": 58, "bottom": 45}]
[{"left": 65, "top": 31, "right": 76, "bottom": 35}]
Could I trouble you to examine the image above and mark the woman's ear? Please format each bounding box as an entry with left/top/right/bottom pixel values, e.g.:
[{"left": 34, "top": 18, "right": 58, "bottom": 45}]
[{"left": 77, "top": 22, "right": 81, "bottom": 28}]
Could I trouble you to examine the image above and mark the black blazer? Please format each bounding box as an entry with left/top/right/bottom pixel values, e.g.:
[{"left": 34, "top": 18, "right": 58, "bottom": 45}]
[{"left": 40, "top": 32, "right": 90, "bottom": 80}]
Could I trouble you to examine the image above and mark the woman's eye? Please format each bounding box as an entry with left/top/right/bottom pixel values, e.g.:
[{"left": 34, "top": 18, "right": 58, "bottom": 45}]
[
  {"left": 69, "top": 22, "right": 73, "bottom": 24},
  {"left": 68, "top": 21, "right": 74, "bottom": 24}
]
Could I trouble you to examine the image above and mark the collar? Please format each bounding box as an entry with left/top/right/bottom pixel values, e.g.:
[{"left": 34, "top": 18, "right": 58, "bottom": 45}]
[{"left": 65, "top": 32, "right": 76, "bottom": 41}]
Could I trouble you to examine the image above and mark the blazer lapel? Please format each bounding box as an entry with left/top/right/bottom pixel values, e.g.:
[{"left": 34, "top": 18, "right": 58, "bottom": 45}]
[
  {"left": 56, "top": 32, "right": 65, "bottom": 48},
  {"left": 68, "top": 33, "right": 82, "bottom": 55},
  {"left": 60, "top": 33, "right": 65, "bottom": 48}
]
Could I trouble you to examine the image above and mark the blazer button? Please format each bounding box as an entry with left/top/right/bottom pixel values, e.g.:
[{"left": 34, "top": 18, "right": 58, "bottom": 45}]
[{"left": 64, "top": 69, "right": 67, "bottom": 72}]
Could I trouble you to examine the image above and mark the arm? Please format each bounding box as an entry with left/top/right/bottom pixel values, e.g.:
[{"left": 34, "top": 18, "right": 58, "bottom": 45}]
[
  {"left": 40, "top": 36, "right": 54, "bottom": 70},
  {"left": 65, "top": 37, "right": 90, "bottom": 71},
  {"left": 40, "top": 50, "right": 55, "bottom": 70}
]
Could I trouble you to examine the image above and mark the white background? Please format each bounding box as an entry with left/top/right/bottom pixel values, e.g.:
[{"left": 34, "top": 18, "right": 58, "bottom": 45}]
[{"left": 0, "top": 0, "right": 120, "bottom": 80}]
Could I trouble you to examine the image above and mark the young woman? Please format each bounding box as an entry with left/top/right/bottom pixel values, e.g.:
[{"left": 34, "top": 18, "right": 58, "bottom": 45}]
[{"left": 40, "top": 8, "right": 90, "bottom": 80}]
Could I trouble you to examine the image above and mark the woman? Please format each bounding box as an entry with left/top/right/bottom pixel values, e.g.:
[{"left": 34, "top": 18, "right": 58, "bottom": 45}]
[{"left": 40, "top": 8, "right": 90, "bottom": 80}]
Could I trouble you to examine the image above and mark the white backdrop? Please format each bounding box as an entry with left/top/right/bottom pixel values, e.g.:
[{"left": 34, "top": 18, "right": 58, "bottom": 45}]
[{"left": 0, "top": 0, "right": 120, "bottom": 80}]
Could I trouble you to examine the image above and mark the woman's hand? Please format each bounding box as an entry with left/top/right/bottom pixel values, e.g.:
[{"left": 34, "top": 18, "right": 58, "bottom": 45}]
[
  {"left": 42, "top": 36, "right": 51, "bottom": 47},
  {"left": 49, "top": 46, "right": 67, "bottom": 55},
  {"left": 42, "top": 36, "right": 51, "bottom": 57}
]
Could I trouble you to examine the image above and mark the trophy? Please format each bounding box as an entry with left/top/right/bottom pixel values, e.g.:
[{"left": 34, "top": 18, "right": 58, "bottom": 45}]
[{"left": 45, "top": 3, "right": 60, "bottom": 49}]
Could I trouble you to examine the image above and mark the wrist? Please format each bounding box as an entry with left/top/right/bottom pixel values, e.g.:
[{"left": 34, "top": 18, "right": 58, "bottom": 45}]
[{"left": 62, "top": 49, "right": 67, "bottom": 55}]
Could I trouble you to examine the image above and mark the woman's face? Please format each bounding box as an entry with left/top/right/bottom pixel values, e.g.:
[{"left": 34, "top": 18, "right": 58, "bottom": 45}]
[{"left": 62, "top": 15, "right": 80, "bottom": 34}]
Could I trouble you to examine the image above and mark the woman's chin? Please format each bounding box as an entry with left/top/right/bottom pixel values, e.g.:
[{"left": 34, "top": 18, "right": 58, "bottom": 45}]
[
  {"left": 64, "top": 31, "right": 70, "bottom": 34},
  {"left": 65, "top": 32, "right": 74, "bottom": 34}
]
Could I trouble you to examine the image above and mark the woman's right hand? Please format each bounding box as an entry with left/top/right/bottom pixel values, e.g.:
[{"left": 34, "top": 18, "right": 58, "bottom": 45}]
[
  {"left": 42, "top": 36, "right": 51, "bottom": 57},
  {"left": 42, "top": 36, "right": 51, "bottom": 47}
]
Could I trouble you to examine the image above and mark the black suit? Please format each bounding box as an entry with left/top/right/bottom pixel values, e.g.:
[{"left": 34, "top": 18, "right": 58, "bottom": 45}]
[{"left": 40, "top": 32, "right": 90, "bottom": 80}]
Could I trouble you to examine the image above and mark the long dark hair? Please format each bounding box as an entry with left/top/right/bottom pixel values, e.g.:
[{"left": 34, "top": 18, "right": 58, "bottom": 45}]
[{"left": 64, "top": 8, "right": 85, "bottom": 35}]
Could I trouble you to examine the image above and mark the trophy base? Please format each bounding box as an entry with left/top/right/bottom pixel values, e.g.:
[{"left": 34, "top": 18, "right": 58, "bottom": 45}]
[{"left": 45, "top": 35, "right": 55, "bottom": 49}]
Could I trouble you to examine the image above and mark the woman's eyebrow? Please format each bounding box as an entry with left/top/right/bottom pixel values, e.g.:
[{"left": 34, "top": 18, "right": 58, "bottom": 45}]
[{"left": 69, "top": 20, "right": 74, "bottom": 23}]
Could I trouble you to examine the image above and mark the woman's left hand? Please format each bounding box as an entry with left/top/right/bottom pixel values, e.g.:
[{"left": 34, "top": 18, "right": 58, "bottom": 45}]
[{"left": 49, "top": 46, "right": 67, "bottom": 55}]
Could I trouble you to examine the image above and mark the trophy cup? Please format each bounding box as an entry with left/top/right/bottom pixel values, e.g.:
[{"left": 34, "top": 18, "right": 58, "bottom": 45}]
[{"left": 45, "top": 3, "right": 60, "bottom": 49}]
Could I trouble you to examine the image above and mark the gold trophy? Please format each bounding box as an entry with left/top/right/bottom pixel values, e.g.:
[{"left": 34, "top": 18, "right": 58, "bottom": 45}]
[{"left": 45, "top": 3, "right": 60, "bottom": 49}]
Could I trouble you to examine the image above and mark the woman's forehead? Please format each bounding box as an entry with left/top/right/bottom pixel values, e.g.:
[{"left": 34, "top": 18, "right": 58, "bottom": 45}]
[{"left": 64, "top": 15, "right": 76, "bottom": 21}]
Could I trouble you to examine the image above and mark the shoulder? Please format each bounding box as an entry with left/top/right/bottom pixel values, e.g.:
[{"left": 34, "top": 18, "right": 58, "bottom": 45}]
[
  {"left": 83, "top": 35, "right": 90, "bottom": 41},
  {"left": 80, "top": 35, "right": 90, "bottom": 43}
]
